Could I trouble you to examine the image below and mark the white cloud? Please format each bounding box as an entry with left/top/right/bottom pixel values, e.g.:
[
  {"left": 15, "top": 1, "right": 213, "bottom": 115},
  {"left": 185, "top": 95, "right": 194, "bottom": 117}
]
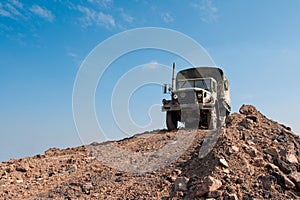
[
  {"left": 77, "top": 5, "right": 115, "bottom": 29},
  {"left": 0, "top": 3, "right": 12, "bottom": 17},
  {"left": 10, "top": 0, "right": 23, "bottom": 9},
  {"left": 190, "top": 0, "right": 218, "bottom": 23},
  {"left": 87, "top": 0, "right": 113, "bottom": 8},
  {"left": 68, "top": 52, "right": 77, "bottom": 58},
  {"left": 121, "top": 12, "right": 133, "bottom": 23},
  {"left": 0, "top": 2, "right": 24, "bottom": 19},
  {"left": 161, "top": 13, "right": 174, "bottom": 23},
  {"left": 119, "top": 8, "right": 133, "bottom": 24},
  {"left": 30, "top": 5, "right": 54, "bottom": 22},
  {"left": 6, "top": 3, "right": 22, "bottom": 16}
]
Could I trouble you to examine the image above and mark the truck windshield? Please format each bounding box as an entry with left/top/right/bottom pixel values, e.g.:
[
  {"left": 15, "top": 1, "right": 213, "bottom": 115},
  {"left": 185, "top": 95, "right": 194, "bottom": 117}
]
[{"left": 178, "top": 79, "right": 211, "bottom": 90}]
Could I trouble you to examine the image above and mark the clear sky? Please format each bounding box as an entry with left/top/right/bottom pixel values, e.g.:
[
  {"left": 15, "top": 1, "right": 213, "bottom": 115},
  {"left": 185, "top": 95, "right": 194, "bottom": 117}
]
[{"left": 1, "top": 0, "right": 300, "bottom": 161}]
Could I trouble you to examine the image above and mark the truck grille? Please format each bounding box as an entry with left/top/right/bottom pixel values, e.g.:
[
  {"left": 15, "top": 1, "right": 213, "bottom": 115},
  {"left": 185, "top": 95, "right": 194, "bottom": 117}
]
[{"left": 177, "top": 90, "right": 196, "bottom": 104}]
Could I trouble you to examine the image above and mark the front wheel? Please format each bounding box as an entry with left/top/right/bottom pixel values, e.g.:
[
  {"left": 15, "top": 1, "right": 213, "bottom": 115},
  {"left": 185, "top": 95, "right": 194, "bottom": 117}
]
[{"left": 166, "top": 111, "right": 178, "bottom": 131}]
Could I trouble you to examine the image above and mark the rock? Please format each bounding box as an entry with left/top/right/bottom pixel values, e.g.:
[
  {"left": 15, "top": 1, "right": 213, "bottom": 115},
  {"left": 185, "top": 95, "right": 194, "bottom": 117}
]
[
  {"left": 226, "top": 194, "right": 239, "bottom": 200},
  {"left": 174, "top": 169, "right": 182, "bottom": 175},
  {"left": 243, "top": 194, "right": 254, "bottom": 200},
  {"left": 253, "top": 157, "right": 266, "bottom": 167},
  {"left": 15, "top": 179, "right": 24, "bottom": 183},
  {"left": 243, "top": 144, "right": 257, "bottom": 157},
  {"left": 271, "top": 171, "right": 295, "bottom": 189},
  {"left": 262, "top": 191, "right": 273, "bottom": 198},
  {"left": 219, "top": 158, "right": 229, "bottom": 168},
  {"left": 283, "top": 176, "right": 295, "bottom": 189},
  {"left": 240, "top": 118, "right": 254, "bottom": 129},
  {"left": 231, "top": 146, "right": 239, "bottom": 152},
  {"left": 264, "top": 147, "right": 279, "bottom": 158},
  {"left": 15, "top": 163, "right": 30, "bottom": 172},
  {"left": 235, "top": 178, "right": 243, "bottom": 184},
  {"left": 66, "top": 165, "right": 77, "bottom": 173},
  {"left": 207, "top": 190, "right": 223, "bottom": 198},
  {"left": 174, "top": 177, "right": 189, "bottom": 192},
  {"left": 239, "top": 105, "right": 259, "bottom": 116},
  {"left": 226, "top": 185, "right": 234, "bottom": 193},
  {"left": 266, "top": 163, "right": 280, "bottom": 172},
  {"left": 196, "top": 176, "right": 222, "bottom": 197},
  {"left": 44, "top": 148, "right": 60, "bottom": 156},
  {"left": 246, "top": 115, "right": 258, "bottom": 123},
  {"left": 259, "top": 175, "right": 276, "bottom": 190},
  {"left": 288, "top": 172, "right": 300, "bottom": 191},
  {"left": 273, "top": 158, "right": 292, "bottom": 174},
  {"left": 286, "top": 153, "right": 298, "bottom": 164},
  {"left": 115, "top": 177, "right": 122, "bottom": 182},
  {"left": 81, "top": 183, "right": 93, "bottom": 194},
  {"left": 276, "top": 135, "right": 287, "bottom": 142}
]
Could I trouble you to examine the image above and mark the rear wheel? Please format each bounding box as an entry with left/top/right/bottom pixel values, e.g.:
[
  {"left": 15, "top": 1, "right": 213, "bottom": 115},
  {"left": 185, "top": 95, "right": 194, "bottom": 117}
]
[{"left": 166, "top": 111, "right": 178, "bottom": 131}]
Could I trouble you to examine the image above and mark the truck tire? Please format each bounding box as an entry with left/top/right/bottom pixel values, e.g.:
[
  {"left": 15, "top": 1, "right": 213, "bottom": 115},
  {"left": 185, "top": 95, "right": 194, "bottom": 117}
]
[{"left": 166, "top": 111, "right": 178, "bottom": 131}]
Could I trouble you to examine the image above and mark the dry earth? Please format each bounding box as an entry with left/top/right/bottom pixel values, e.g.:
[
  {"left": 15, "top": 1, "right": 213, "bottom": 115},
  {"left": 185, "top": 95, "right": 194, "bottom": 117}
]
[{"left": 1, "top": 105, "right": 300, "bottom": 199}]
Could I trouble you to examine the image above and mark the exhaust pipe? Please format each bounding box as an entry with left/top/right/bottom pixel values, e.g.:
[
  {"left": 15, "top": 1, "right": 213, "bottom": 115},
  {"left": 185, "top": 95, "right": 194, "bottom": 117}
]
[{"left": 171, "top": 62, "right": 176, "bottom": 92}]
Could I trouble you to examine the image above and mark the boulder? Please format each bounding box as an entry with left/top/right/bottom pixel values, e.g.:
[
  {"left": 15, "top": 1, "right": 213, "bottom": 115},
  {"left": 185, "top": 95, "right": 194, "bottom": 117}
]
[{"left": 196, "top": 176, "right": 222, "bottom": 197}]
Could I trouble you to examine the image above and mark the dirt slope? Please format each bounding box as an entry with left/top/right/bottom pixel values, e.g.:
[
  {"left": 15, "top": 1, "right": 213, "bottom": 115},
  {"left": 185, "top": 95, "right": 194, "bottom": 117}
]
[{"left": 0, "top": 105, "right": 300, "bottom": 199}]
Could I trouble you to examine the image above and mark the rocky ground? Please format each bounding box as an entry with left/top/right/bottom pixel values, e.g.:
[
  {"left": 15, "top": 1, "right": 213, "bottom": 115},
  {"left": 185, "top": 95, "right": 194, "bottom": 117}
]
[{"left": 0, "top": 105, "right": 300, "bottom": 199}]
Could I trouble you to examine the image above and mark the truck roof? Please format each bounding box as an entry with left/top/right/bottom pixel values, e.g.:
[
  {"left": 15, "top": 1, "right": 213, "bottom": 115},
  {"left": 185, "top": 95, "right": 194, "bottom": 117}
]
[{"left": 176, "top": 67, "right": 225, "bottom": 83}]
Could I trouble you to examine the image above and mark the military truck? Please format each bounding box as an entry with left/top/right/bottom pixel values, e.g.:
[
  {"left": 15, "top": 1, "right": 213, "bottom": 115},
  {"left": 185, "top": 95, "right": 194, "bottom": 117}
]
[{"left": 162, "top": 62, "right": 231, "bottom": 130}]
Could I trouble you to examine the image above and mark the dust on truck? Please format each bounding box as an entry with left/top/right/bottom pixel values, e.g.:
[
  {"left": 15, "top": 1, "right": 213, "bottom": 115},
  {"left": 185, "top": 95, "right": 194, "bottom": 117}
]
[{"left": 162, "top": 62, "right": 231, "bottom": 131}]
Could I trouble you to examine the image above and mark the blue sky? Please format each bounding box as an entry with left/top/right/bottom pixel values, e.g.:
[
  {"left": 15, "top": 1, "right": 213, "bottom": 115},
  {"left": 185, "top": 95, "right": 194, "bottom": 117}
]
[{"left": 1, "top": 0, "right": 300, "bottom": 161}]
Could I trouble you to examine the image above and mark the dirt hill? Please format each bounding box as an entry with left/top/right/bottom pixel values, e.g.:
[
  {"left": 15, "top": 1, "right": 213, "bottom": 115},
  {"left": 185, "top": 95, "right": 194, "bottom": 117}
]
[{"left": 0, "top": 105, "right": 300, "bottom": 199}]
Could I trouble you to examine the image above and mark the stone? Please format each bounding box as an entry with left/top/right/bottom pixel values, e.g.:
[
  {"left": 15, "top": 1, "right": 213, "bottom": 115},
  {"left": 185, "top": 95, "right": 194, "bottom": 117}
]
[
  {"left": 235, "top": 178, "right": 243, "bottom": 184},
  {"left": 240, "top": 118, "right": 254, "bottom": 129},
  {"left": 66, "top": 165, "right": 77, "bottom": 173},
  {"left": 81, "top": 183, "right": 93, "bottom": 194},
  {"left": 286, "top": 153, "right": 298, "bottom": 164},
  {"left": 259, "top": 175, "right": 276, "bottom": 190},
  {"left": 219, "top": 158, "right": 229, "bottom": 168},
  {"left": 196, "top": 176, "right": 222, "bottom": 197},
  {"left": 15, "top": 179, "right": 23, "bottom": 183},
  {"left": 174, "top": 169, "right": 182, "bottom": 175},
  {"left": 288, "top": 172, "right": 300, "bottom": 191},
  {"left": 174, "top": 177, "right": 189, "bottom": 192},
  {"left": 262, "top": 191, "right": 273, "bottom": 198},
  {"left": 273, "top": 158, "right": 292, "bottom": 174},
  {"left": 239, "top": 105, "right": 259, "bottom": 116},
  {"left": 227, "top": 194, "right": 239, "bottom": 200},
  {"left": 253, "top": 158, "right": 266, "bottom": 167},
  {"left": 231, "top": 146, "right": 239, "bottom": 152},
  {"left": 271, "top": 171, "right": 295, "bottom": 189},
  {"left": 243, "top": 144, "right": 257, "bottom": 157},
  {"left": 15, "top": 163, "right": 30, "bottom": 172},
  {"left": 207, "top": 190, "right": 223, "bottom": 198},
  {"left": 246, "top": 115, "right": 258, "bottom": 123},
  {"left": 266, "top": 163, "right": 279, "bottom": 172},
  {"left": 243, "top": 194, "right": 254, "bottom": 200},
  {"left": 264, "top": 147, "right": 279, "bottom": 158}
]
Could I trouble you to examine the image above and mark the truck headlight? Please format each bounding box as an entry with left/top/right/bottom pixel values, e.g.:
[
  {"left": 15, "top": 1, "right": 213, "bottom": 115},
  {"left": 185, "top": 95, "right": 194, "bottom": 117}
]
[
  {"left": 173, "top": 94, "right": 178, "bottom": 99},
  {"left": 197, "top": 92, "right": 202, "bottom": 99}
]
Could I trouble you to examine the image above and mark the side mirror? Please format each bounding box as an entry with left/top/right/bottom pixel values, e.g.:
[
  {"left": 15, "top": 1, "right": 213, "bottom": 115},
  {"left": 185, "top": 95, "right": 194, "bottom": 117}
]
[
  {"left": 224, "top": 80, "right": 229, "bottom": 91},
  {"left": 163, "top": 84, "right": 172, "bottom": 94}
]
